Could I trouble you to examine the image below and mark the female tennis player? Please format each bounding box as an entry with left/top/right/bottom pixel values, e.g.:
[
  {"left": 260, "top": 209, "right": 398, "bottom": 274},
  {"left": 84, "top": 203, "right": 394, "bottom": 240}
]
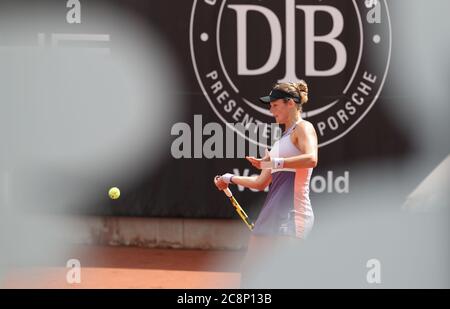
[{"left": 214, "top": 80, "right": 318, "bottom": 287}]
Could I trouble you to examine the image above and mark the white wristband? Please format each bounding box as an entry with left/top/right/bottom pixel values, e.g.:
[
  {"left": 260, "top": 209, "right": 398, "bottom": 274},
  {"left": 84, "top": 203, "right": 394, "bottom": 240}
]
[
  {"left": 221, "top": 173, "right": 234, "bottom": 184},
  {"left": 272, "top": 158, "right": 284, "bottom": 169}
]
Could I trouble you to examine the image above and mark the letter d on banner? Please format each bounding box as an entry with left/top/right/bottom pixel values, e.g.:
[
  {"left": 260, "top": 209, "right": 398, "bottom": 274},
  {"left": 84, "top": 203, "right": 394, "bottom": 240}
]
[{"left": 228, "top": 5, "right": 282, "bottom": 75}]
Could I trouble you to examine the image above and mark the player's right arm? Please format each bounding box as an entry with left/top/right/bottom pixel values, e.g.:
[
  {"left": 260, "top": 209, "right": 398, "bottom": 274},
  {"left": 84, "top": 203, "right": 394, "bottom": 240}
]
[
  {"left": 231, "top": 169, "right": 272, "bottom": 191},
  {"left": 214, "top": 169, "right": 272, "bottom": 191}
]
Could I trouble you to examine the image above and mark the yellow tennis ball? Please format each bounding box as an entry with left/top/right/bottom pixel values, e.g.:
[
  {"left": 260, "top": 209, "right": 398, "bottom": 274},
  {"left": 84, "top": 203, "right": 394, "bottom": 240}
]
[{"left": 108, "top": 187, "right": 120, "bottom": 200}]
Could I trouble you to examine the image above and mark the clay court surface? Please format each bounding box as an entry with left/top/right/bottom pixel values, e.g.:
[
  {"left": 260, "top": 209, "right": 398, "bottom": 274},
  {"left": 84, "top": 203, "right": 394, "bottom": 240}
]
[{"left": 2, "top": 245, "right": 244, "bottom": 288}]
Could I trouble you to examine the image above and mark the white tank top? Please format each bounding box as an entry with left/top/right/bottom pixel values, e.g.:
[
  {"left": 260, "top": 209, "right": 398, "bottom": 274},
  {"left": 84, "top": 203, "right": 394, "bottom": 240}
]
[
  {"left": 269, "top": 120, "right": 310, "bottom": 172},
  {"left": 269, "top": 119, "right": 314, "bottom": 223}
]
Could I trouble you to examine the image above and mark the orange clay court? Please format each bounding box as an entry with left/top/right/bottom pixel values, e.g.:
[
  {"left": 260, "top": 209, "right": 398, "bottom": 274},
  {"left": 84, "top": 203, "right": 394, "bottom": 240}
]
[{"left": 3, "top": 245, "right": 244, "bottom": 289}]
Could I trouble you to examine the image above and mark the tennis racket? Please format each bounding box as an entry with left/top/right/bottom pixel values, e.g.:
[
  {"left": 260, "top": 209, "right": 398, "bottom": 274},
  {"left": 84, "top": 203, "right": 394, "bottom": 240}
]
[{"left": 215, "top": 178, "right": 255, "bottom": 231}]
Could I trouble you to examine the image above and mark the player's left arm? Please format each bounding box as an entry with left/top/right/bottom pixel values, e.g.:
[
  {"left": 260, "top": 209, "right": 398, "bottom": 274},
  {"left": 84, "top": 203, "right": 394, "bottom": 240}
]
[{"left": 282, "top": 121, "right": 318, "bottom": 169}]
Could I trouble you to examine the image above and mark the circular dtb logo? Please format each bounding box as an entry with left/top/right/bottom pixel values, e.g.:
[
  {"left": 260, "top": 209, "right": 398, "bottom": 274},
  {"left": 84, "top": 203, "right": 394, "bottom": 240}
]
[{"left": 190, "top": 0, "right": 391, "bottom": 147}]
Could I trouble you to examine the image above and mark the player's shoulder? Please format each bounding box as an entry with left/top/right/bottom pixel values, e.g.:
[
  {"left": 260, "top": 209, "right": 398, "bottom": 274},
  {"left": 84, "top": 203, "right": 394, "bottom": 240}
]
[{"left": 295, "top": 119, "right": 315, "bottom": 134}]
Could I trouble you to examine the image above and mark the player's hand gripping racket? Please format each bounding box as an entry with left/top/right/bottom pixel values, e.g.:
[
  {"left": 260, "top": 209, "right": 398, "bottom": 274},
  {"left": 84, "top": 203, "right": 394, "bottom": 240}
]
[{"left": 215, "top": 177, "right": 254, "bottom": 231}]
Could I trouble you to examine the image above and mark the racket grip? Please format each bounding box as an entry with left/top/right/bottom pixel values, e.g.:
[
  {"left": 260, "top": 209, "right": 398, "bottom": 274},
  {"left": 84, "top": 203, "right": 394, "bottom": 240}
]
[{"left": 223, "top": 188, "right": 233, "bottom": 198}]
